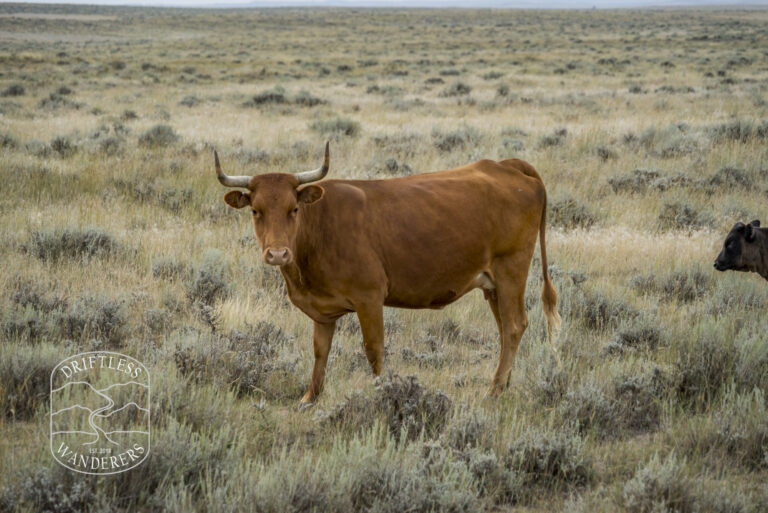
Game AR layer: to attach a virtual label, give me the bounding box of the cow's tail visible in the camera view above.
[539,193,562,364]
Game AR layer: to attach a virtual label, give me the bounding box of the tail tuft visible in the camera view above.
[541,278,562,341]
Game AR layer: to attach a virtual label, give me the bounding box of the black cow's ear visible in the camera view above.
[745,223,756,243]
[750,219,760,227]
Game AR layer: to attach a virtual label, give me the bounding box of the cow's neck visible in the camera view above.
[279,222,324,297]
[755,229,768,281]
[280,261,306,291]
[759,234,768,281]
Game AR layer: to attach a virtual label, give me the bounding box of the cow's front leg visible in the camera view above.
[356,304,385,376]
[300,320,336,408]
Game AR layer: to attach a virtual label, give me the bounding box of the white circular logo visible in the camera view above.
[50,351,150,475]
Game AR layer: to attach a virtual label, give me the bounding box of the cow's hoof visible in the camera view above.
[298,401,315,412]
[485,385,504,399]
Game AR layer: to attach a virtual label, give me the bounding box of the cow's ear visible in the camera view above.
[733,222,746,233]
[298,185,324,204]
[750,219,760,228]
[745,223,757,243]
[223,190,251,209]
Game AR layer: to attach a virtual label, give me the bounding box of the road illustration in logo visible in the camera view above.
[50,351,150,475]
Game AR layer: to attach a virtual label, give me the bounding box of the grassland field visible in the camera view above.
[1,3,768,512]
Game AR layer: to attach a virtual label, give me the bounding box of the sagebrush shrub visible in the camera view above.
[629,269,709,302]
[506,426,593,491]
[657,201,712,231]
[50,135,77,157]
[444,408,497,451]
[138,124,179,148]
[576,290,636,330]
[315,373,452,441]
[310,117,360,138]
[708,165,752,190]
[23,227,119,263]
[243,87,287,107]
[675,334,736,408]
[294,89,325,107]
[0,343,61,420]
[152,256,190,280]
[604,317,662,354]
[0,131,18,149]
[0,83,25,97]
[623,454,697,513]
[440,81,472,97]
[558,380,614,437]
[708,389,768,470]
[0,466,96,513]
[186,249,229,306]
[173,322,298,398]
[53,293,128,346]
[548,196,597,229]
[538,128,567,148]
[707,118,768,143]
[431,125,481,153]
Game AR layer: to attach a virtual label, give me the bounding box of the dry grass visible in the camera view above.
[1,3,768,511]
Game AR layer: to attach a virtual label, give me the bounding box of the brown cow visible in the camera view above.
[215,142,561,406]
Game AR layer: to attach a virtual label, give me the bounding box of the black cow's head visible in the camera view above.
[714,220,761,273]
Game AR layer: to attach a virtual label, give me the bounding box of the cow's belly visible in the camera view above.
[384,270,494,309]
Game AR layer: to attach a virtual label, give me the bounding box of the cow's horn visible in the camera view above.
[214,150,251,188]
[295,141,330,185]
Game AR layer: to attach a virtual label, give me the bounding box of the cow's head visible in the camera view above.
[714,220,761,273]
[216,142,329,266]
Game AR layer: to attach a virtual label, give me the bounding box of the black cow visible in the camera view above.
[714,220,768,281]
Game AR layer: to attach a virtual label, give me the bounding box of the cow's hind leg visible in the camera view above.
[488,254,531,396]
[300,320,336,408]
[357,303,385,376]
[482,280,504,368]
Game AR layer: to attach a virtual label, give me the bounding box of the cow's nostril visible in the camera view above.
[264,248,291,265]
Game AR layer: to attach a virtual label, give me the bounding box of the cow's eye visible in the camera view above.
[293,207,299,214]
[252,210,260,218]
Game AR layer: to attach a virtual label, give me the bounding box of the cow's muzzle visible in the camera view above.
[264,247,292,266]
[713,260,729,272]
